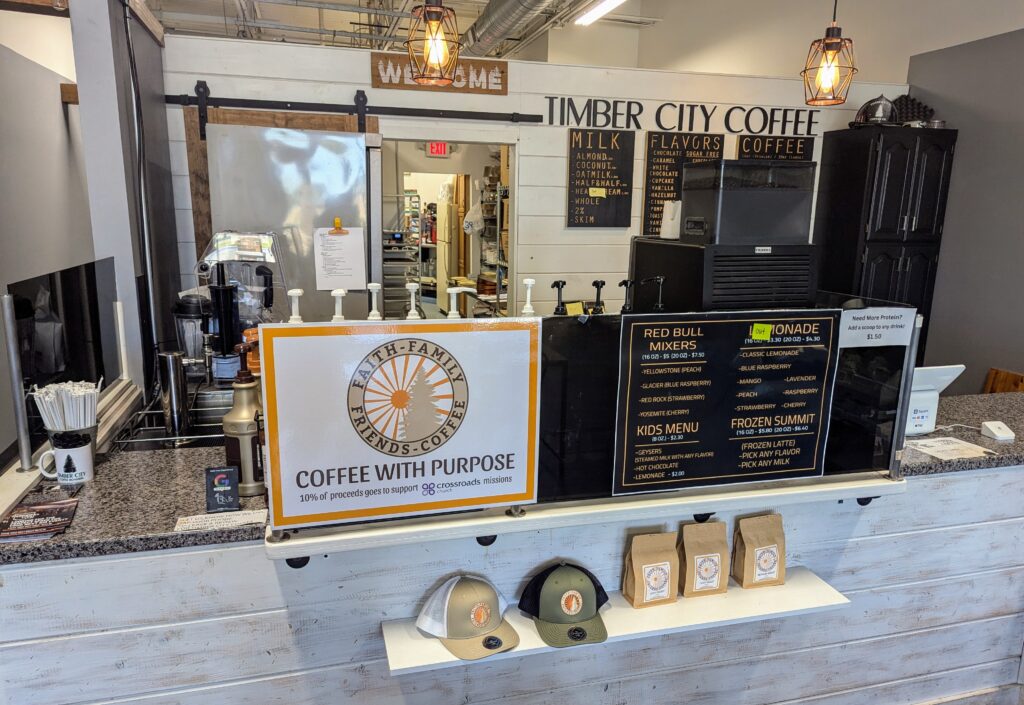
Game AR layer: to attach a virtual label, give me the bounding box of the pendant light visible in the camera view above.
[406,0,461,87]
[801,0,857,106]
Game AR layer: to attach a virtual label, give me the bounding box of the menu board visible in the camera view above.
[567,128,635,228]
[613,310,840,495]
[641,131,724,235]
[735,135,814,161]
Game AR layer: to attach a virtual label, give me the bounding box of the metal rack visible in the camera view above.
[380,192,422,319]
[476,184,508,317]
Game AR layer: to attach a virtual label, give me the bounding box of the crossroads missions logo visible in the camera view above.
[347,338,469,457]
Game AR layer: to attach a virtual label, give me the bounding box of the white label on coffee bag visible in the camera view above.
[754,544,780,582]
[642,561,671,601]
[693,553,722,591]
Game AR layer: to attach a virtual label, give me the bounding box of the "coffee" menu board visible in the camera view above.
[567,128,635,228]
[613,310,840,495]
[641,131,724,235]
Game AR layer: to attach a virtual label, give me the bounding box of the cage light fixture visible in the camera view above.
[405,0,461,87]
[801,0,858,106]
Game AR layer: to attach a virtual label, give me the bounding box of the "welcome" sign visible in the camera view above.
[370,52,509,96]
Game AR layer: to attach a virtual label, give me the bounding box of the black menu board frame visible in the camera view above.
[613,309,840,495]
[566,128,635,228]
[641,131,724,235]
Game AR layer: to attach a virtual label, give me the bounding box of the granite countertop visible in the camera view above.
[2,394,1022,566]
[0,446,266,565]
[900,392,1024,476]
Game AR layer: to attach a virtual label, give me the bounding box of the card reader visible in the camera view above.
[906,365,966,436]
[981,421,1016,442]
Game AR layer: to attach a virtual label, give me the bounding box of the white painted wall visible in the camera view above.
[635,0,1024,83]
[0,10,75,80]
[2,467,1023,704]
[547,22,640,69]
[403,172,454,205]
[163,36,905,316]
[0,25,91,453]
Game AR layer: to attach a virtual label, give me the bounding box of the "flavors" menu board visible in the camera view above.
[567,128,635,228]
[613,310,840,495]
[641,131,724,235]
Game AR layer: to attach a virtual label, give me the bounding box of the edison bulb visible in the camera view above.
[423,20,449,69]
[816,50,840,93]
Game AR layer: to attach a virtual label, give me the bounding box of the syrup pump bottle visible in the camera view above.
[224,342,264,497]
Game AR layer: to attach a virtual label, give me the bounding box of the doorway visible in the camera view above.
[382,140,513,318]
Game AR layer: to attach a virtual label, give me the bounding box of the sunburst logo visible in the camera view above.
[347,338,469,457]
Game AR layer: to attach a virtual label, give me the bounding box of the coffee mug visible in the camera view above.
[40,435,94,488]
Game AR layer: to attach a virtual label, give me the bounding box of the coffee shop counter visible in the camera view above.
[3,395,1024,705]
[1,393,1023,567]
[0,446,266,565]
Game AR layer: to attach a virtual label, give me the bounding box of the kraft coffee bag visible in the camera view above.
[732,513,786,588]
[622,532,679,608]
[679,521,730,597]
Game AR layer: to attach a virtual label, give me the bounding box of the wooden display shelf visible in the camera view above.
[382,566,848,675]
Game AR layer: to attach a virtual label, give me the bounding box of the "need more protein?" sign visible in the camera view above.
[260,319,539,529]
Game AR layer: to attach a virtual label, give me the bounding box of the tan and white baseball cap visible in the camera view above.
[416,575,520,660]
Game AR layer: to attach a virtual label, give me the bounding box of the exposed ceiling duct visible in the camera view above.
[461,0,563,57]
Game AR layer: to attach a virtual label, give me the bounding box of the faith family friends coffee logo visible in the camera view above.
[347,338,469,458]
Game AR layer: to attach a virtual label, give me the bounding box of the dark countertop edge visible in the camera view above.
[0,527,266,566]
[900,451,1024,477]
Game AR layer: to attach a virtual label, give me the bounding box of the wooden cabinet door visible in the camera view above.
[866,133,917,241]
[859,243,902,302]
[907,135,954,243]
[897,245,940,317]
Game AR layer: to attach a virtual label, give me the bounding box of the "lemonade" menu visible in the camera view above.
[613,310,840,495]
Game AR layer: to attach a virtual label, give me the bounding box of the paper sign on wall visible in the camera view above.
[313,226,367,291]
[260,319,540,529]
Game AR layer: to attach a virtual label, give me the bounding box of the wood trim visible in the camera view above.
[182,107,380,258]
[0,0,69,17]
[127,0,164,47]
[207,107,378,133]
[59,83,78,105]
[183,108,212,258]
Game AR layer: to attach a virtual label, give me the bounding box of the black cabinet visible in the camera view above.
[866,132,917,241]
[860,243,901,301]
[813,126,956,362]
[907,139,954,242]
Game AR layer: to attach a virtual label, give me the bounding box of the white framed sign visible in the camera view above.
[260,319,540,529]
[838,307,916,349]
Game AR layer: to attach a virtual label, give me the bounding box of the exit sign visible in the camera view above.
[426,141,449,158]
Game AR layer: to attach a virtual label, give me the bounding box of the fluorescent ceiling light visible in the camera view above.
[574,0,629,26]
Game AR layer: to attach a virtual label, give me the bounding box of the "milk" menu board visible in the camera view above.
[613,310,840,495]
[566,128,635,228]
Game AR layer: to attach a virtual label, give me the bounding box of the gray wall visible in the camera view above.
[909,30,1024,394]
[0,45,96,451]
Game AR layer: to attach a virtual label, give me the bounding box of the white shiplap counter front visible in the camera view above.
[2,465,1023,705]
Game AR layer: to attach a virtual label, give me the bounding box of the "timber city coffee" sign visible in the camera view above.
[544,96,822,136]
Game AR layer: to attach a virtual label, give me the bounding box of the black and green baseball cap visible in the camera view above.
[518,562,609,647]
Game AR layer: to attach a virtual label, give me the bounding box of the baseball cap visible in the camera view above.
[416,575,519,660]
[518,562,609,647]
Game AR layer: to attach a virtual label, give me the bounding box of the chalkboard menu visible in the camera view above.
[613,310,840,495]
[735,135,814,161]
[641,131,724,235]
[567,128,635,228]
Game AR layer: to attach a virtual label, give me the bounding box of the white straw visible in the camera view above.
[32,381,100,432]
